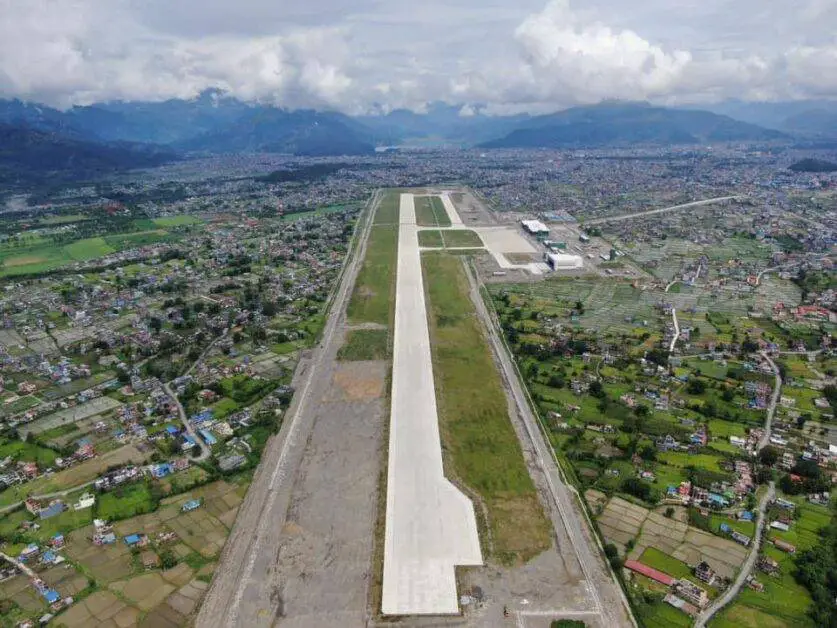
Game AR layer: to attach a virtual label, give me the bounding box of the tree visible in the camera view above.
[823,385,837,409]
[758,446,779,467]
[589,380,604,398]
[687,379,707,395]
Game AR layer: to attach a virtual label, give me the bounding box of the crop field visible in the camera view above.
[423,252,551,563]
[347,225,398,326]
[0,227,186,277]
[337,328,389,361]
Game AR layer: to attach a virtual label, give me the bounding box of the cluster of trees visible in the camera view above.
[795,517,837,627]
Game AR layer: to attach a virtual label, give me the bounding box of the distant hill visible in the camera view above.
[789,158,837,173]
[480,102,788,149]
[356,102,531,145]
[703,100,837,138]
[179,107,375,156]
[0,123,176,189]
[0,91,380,168]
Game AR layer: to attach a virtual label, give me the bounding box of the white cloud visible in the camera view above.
[513,0,692,103]
[0,0,836,112]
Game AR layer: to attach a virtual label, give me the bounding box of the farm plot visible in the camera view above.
[18,396,122,437]
[597,496,747,579]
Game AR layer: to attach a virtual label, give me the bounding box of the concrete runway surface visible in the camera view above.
[381,193,483,615]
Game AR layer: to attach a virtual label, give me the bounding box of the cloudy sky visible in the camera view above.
[1,0,836,112]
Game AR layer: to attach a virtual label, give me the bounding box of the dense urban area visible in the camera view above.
[0,140,834,628]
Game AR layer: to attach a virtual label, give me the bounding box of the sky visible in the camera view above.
[1,0,836,112]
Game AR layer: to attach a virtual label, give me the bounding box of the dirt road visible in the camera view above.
[196,190,382,627]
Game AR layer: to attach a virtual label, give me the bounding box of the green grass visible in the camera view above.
[417,230,444,248]
[636,599,692,628]
[442,230,483,248]
[429,196,451,227]
[374,191,401,225]
[347,225,398,326]
[95,482,155,521]
[423,252,551,563]
[0,440,59,468]
[39,214,87,225]
[414,196,452,227]
[415,196,438,226]
[639,546,692,579]
[152,215,203,227]
[210,397,239,419]
[657,451,724,473]
[64,237,115,260]
[280,204,357,223]
[711,602,807,628]
[104,230,171,249]
[337,329,389,361]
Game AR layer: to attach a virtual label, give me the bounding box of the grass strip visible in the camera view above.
[422,252,551,564]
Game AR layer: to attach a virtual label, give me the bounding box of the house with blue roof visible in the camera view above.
[199,429,217,446]
[43,589,60,604]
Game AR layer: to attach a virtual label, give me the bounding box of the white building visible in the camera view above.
[73,493,95,511]
[545,252,583,271]
[521,219,549,235]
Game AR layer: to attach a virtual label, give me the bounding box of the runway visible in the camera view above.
[381,192,483,615]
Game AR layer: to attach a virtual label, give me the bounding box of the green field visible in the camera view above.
[337,329,389,361]
[414,196,451,227]
[104,230,170,249]
[0,440,59,468]
[347,225,398,326]
[0,228,180,277]
[636,598,692,628]
[423,252,551,563]
[638,547,693,579]
[65,237,115,260]
[442,230,483,248]
[374,191,401,225]
[152,215,203,227]
[96,482,155,521]
[417,230,444,248]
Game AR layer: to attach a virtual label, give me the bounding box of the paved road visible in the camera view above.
[465,261,635,628]
[196,190,381,627]
[695,482,775,627]
[163,382,210,462]
[757,351,782,452]
[669,308,679,354]
[584,196,743,226]
[696,352,782,625]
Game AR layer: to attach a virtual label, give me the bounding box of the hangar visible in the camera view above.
[545,252,583,270]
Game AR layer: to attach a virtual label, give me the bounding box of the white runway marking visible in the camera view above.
[381,193,483,616]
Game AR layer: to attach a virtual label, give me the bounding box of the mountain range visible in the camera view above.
[480,102,788,149]
[1,91,834,189]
